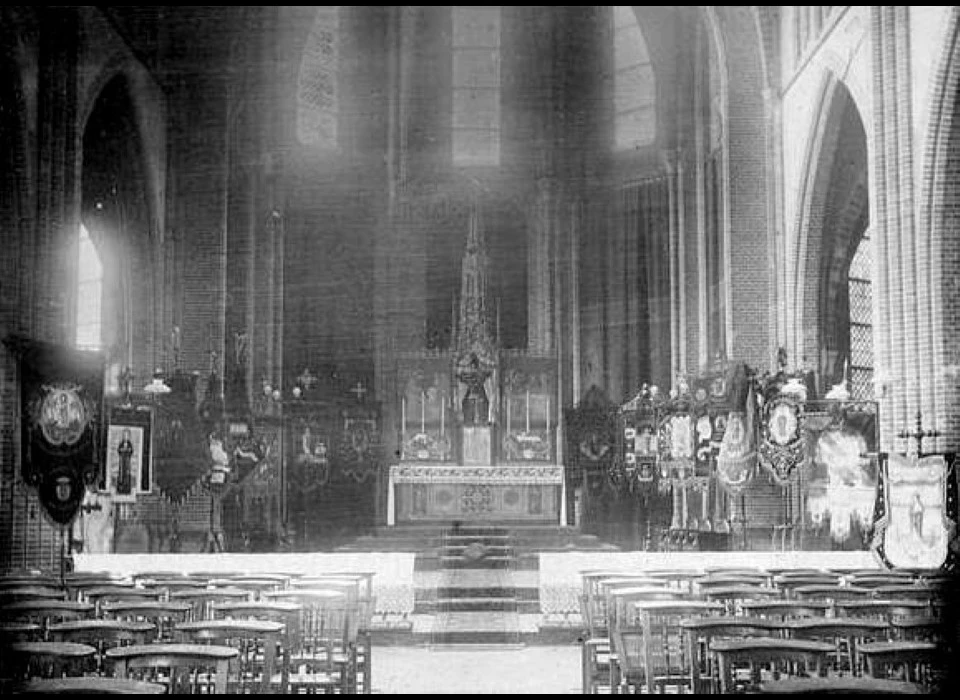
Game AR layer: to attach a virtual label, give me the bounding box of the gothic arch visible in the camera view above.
[80,55,166,242]
[80,74,158,374]
[793,73,869,395]
[918,7,960,450]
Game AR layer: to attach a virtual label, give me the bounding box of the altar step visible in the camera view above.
[341,525,617,553]
[425,525,525,646]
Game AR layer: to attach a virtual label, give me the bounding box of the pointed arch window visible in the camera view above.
[452,6,501,166]
[76,223,103,351]
[847,232,873,399]
[297,6,340,149]
[613,6,656,150]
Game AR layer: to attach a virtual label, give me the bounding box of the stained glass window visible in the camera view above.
[452,7,501,166]
[297,7,340,149]
[76,224,103,350]
[613,6,656,150]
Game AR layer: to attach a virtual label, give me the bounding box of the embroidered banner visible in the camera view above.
[759,394,805,484]
[871,452,954,570]
[716,386,757,495]
[9,336,105,526]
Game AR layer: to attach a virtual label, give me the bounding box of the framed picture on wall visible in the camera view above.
[104,407,153,502]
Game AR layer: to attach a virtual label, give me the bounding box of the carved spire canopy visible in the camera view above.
[455,198,497,381]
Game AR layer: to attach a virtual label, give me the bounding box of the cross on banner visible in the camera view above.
[898,411,940,458]
[350,382,367,401]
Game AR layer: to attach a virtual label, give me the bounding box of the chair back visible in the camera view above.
[175,619,284,694]
[106,643,240,694]
[47,619,156,675]
[100,601,193,642]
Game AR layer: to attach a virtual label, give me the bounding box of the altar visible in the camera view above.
[387,201,567,527]
[387,464,566,526]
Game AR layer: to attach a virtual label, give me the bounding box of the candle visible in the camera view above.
[546,395,551,434]
[401,397,406,435]
[507,397,511,433]
[525,390,530,433]
[421,391,426,433]
[440,394,445,436]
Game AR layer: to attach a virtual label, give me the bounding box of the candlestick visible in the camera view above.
[421,391,426,433]
[402,397,406,436]
[525,390,530,433]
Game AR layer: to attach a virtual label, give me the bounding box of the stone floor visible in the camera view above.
[370,643,583,694]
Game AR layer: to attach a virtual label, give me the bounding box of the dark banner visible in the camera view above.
[7,336,105,525]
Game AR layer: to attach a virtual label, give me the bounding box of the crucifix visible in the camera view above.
[898,411,940,458]
[350,381,367,402]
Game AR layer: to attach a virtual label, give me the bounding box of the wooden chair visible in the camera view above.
[643,570,704,595]
[773,574,842,597]
[680,615,787,693]
[618,600,724,693]
[785,617,890,676]
[834,599,932,624]
[792,584,872,601]
[99,601,193,642]
[169,587,253,620]
[105,643,240,694]
[47,619,156,676]
[740,600,831,621]
[0,600,96,635]
[709,637,834,694]
[857,640,945,692]
[3,641,98,682]
[701,585,781,615]
[210,600,303,694]
[756,675,925,694]
[603,586,686,693]
[888,615,944,643]
[0,621,43,642]
[175,619,284,694]
[206,577,288,597]
[264,589,352,694]
[287,573,374,693]
[78,586,165,613]
[8,676,167,694]
[845,575,916,591]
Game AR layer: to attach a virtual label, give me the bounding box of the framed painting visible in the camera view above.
[105,407,153,502]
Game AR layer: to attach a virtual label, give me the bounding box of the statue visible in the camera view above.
[460,353,490,425]
[117,428,134,495]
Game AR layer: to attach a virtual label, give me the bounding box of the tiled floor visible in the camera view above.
[371,643,583,694]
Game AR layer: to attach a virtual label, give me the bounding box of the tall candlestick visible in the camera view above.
[421,391,426,433]
[525,390,530,433]
[401,397,406,435]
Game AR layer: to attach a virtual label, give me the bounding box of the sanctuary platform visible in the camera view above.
[74,527,881,644]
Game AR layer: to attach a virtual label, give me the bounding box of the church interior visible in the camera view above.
[1,5,959,694]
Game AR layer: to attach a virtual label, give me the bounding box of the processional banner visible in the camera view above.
[871,452,958,571]
[8,336,105,526]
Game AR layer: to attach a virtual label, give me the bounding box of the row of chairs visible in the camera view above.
[579,565,953,694]
[0,567,378,694]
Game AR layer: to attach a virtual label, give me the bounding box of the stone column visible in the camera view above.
[34,7,80,344]
[527,177,556,357]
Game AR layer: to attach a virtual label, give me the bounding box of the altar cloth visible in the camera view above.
[387,464,566,525]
